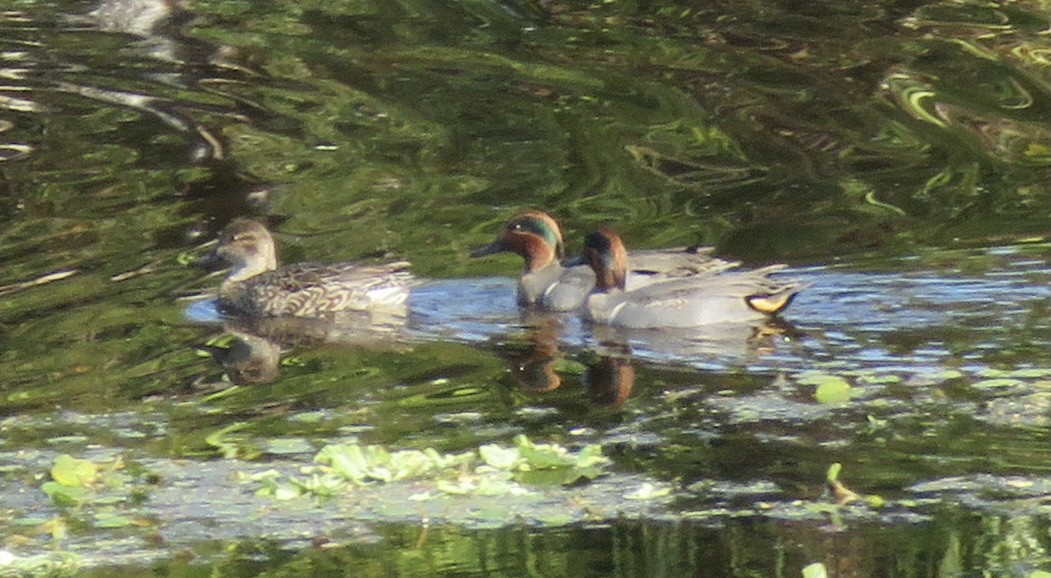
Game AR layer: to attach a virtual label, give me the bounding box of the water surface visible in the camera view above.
[0,0,1048,575]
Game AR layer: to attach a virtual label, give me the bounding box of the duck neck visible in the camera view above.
[225,242,278,283]
[588,247,626,293]
[520,235,559,273]
[219,276,248,304]
[227,260,270,283]
[593,266,625,293]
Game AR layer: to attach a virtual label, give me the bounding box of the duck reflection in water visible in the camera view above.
[202,313,413,386]
[584,353,636,411]
[505,313,565,393]
[498,310,801,410]
[200,328,282,385]
[587,316,801,364]
[499,312,636,410]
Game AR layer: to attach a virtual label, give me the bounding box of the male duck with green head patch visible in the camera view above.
[471,210,736,311]
[578,228,805,328]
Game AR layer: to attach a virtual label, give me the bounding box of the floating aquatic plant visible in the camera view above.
[36,454,149,537]
[249,435,612,500]
[826,463,885,508]
[41,454,133,509]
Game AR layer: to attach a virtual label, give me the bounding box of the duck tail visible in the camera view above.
[745,281,808,315]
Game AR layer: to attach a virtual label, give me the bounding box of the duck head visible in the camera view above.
[211,219,278,282]
[470,210,565,272]
[582,228,628,292]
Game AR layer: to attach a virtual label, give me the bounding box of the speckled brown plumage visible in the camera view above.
[211,219,414,319]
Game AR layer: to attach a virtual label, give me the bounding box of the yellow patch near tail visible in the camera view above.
[746,292,797,315]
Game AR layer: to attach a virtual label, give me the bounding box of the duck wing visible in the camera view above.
[628,247,739,280]
[608,268,806,327]
[246,261,414,317]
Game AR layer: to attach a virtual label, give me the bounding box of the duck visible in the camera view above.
[209,219,414,319]
[470,210,736,311]
[579,227,805,328]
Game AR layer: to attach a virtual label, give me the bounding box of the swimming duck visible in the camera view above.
[470,210,736,311]
[210,219,414,319]
[580,228,805,328]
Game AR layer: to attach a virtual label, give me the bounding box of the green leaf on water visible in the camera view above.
[864,415,889,432]
[532,511,575,526]
[256,437,611,499]
[473,476,525,497]
[40,481,90,506]
[857,373,902,385]
[50,455,98,488]
[264,437,315,456]
[798,373,852,404]
[316,444,375,483]
[273,483,306,500]
[315,443,474,485]
[624,482,672,500]
[1024,142,1050,160]
[287,411,326,423]
[574,444,609,468]
[12,516,52,526]
[513,467,574,486]
[864,494,886,508]
[972,378,1024,389]
[205,422,257,459]
[93,513,135,528]
[929,369,965,380]
[479,443,520,469]
[553,358,587,375]
[512,435,610,472]
[802,562,828,578]
[827,463,842,483]
[978,368,1051,379]
[436,479,472,495]
[515,435,575,469]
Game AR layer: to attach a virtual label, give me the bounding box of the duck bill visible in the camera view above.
[469,240,507,258]
[196,249,225,271]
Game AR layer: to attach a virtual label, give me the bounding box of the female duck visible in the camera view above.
[211,219,414,319]
[580,228,804,328]
[470,210,735,311]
